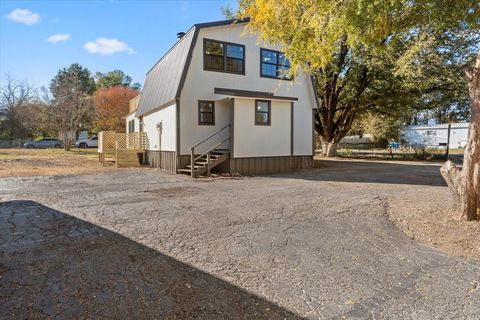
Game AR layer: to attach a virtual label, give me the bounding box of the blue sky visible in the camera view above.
[0,0,236,89]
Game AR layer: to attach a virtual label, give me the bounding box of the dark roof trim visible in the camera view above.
[214,87,299,101]
[138,18,252,117]
[146,27,195,75]
[175,28,200,99]
[194,17,250,29]
[174,18,249,100]
[140,98,177,117]
[146,18,249,76]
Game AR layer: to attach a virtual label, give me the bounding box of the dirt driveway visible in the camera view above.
[1,160,479,319]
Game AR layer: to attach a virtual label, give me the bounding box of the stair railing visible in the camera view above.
[190,124,230,177]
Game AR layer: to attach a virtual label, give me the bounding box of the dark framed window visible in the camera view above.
[198,100,215,125]
[128,119,135,133]
[255,100,271,126]
[204,39,245,74]
[260,48,292,80]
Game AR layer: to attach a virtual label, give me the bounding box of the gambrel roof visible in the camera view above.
[136,18,249,117]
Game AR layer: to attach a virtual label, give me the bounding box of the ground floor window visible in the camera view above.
[198,100,215,125]
[255,100,271,125]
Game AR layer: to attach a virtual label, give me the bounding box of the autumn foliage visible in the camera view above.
[94,86,138,132]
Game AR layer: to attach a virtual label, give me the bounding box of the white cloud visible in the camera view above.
[83,38,135,55]
[6,8,40,25]
[46,34,70,43]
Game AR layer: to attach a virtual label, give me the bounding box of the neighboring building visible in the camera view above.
[339,134,375,149]
[127,18,317,175]
[402,122,470,148]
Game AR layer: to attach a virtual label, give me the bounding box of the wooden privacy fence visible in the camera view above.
[98,131,148,168]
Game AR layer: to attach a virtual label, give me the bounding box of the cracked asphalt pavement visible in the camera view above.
[1,159,479,319]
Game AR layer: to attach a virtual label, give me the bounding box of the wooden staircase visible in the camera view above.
[116,150,141,168]
[179,124,231,177]
[98,131,147,168]
[178,149,229,176]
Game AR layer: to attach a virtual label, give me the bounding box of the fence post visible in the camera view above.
[445,123,451,161]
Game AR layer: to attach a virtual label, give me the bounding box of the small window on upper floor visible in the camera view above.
[260,48,292,80]
[204,39,245,75]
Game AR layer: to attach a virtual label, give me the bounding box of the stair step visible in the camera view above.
[181,148,230,177]
[187,165,205,169]
[199,155,220,159]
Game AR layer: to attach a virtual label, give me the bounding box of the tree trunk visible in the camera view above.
[60,131,73,151]
[319,137,338,157]
[440,52,480,221]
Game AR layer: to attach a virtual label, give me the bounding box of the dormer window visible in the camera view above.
[204,39,245,75]
[260,49,292,80]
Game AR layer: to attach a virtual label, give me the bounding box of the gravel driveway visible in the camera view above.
[1,159,479,319]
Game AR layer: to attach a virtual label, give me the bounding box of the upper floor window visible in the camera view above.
[260,48,292,80]
[204,39,245,74]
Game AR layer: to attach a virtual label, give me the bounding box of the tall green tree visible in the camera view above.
[240,0,477,157]
[95,70,140,90]
[50,63,96,150]
[239,0,480,220]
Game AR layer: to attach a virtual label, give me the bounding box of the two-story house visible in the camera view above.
[126,18,317,176]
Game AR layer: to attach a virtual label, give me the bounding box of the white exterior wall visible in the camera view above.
[141,103,177,151]
[402,123,469,148]
[125,112,140,133]
[179,24,316,156]
[234,98,290,157]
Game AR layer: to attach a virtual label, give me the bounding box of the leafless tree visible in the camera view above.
[0,75,35,139]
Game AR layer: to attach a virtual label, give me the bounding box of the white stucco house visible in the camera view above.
[126,18,317,175]
[402,122,470,149]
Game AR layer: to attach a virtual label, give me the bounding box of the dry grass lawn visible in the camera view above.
[0,148,114,178]
[388,190,480,261]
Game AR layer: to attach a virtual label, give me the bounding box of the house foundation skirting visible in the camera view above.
[145,150,178,173]
[177,155,191,171]
[149,153,313,176]
[216,155,313,176]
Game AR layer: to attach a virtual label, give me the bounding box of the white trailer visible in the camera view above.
[402,122,469,148]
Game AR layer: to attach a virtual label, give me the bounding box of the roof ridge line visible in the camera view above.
[146,26,196,75]
[145,18,250,76]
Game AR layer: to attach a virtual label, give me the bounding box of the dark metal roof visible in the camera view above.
[136,18,250,117]
[214,87,298,101]
[136,28,195,117]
